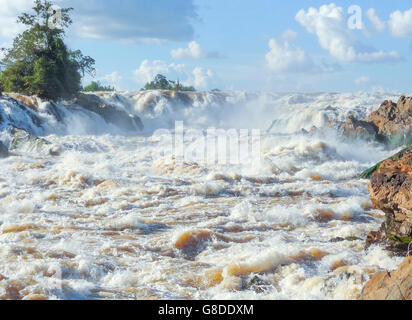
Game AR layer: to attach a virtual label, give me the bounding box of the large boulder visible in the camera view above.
[365,145,412,253]
[361,257,412,300]
[344,96,412,146]
[367,97,412,137]
[72,93,143,131]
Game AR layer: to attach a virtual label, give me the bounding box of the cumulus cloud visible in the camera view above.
[191,67,214,89]
[171,41,223,59]
[366,9,386,33]
[388,9,412,38]
[265,38,316,73]
[295,4,401,63]
[133,60,215,90]
[99,71,123,89]
[265,34,339,74]
[133,60,186,84]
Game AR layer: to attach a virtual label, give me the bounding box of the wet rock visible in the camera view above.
[367,97,412,139]
[343,116,380,141]
[361,257,412,300]
[344,96,412,146]
[72,93,144,131]
[365,145,412,254]
[0,141,8,158]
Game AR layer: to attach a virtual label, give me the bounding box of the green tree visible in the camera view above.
[0,0,95,100]
[142,74,196,92]
[83,81,115,92]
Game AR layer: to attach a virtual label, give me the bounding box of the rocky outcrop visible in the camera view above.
[344,96,412,146]
[365,145,412,254]
[343,116,380,141]
[361,257,412,300]
[367,97,412,139]
[71,93,144,131]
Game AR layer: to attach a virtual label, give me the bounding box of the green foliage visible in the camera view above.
[142,74,196,92]
[83,81,115,92]
[0,0,95,100]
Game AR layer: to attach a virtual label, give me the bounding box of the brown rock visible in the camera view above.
[366,145,412,253]
[361,257,412,300]
[343,115,379,140]
[367,96,412,138]
[344,96,412,145]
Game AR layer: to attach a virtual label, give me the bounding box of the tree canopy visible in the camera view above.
[142,74,196,92]
[0,0,95,100]
[83,81,115,92]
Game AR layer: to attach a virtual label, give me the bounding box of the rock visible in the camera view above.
[365,145,412,254]
[344,96,412,146]
[343,116,380,141]
[367,97,412,138]
[72,93,144,131]
[3,93,40,111]
[361,257,412,300]
[0,141,8,158]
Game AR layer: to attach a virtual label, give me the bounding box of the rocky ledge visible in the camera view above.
[361,144,412,300]
[364,145,412,253]
[343,96,412,146]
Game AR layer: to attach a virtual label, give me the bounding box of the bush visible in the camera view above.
[83,81,115,92]
[142,74,196,92]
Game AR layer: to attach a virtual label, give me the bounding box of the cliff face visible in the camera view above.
[365,145,412,253]
[362,145,412,300]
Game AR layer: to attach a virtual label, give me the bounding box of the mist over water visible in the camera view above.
[0,90,407,300]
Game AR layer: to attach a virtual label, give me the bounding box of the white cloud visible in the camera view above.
[295,4,401,63]
[366,9,386,33]
[191,67,214,89]
[0,0,33,38]
[281,29,298,41]
[99,71,123,89]
[133,60,186,84]
[388,9,412,38]
[265,38,315,73]
[133,60,215,90]
[354,76,371,85]
[171,41,223,59]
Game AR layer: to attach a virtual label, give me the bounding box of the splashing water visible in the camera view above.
[0,91,407,300]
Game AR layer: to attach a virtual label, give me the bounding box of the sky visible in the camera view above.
[1,0,412,92]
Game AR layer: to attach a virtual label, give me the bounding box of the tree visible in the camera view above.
[142,74,196,92]
[83,81,115,92]
[0,0,95,100]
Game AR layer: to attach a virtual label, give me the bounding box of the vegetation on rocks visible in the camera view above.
[83,81,115,92]
[142,74,196,92]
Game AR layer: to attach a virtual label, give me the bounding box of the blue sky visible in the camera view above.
[1,0,412,92]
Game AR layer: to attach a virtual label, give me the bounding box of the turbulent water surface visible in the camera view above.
[0,91,407,300]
